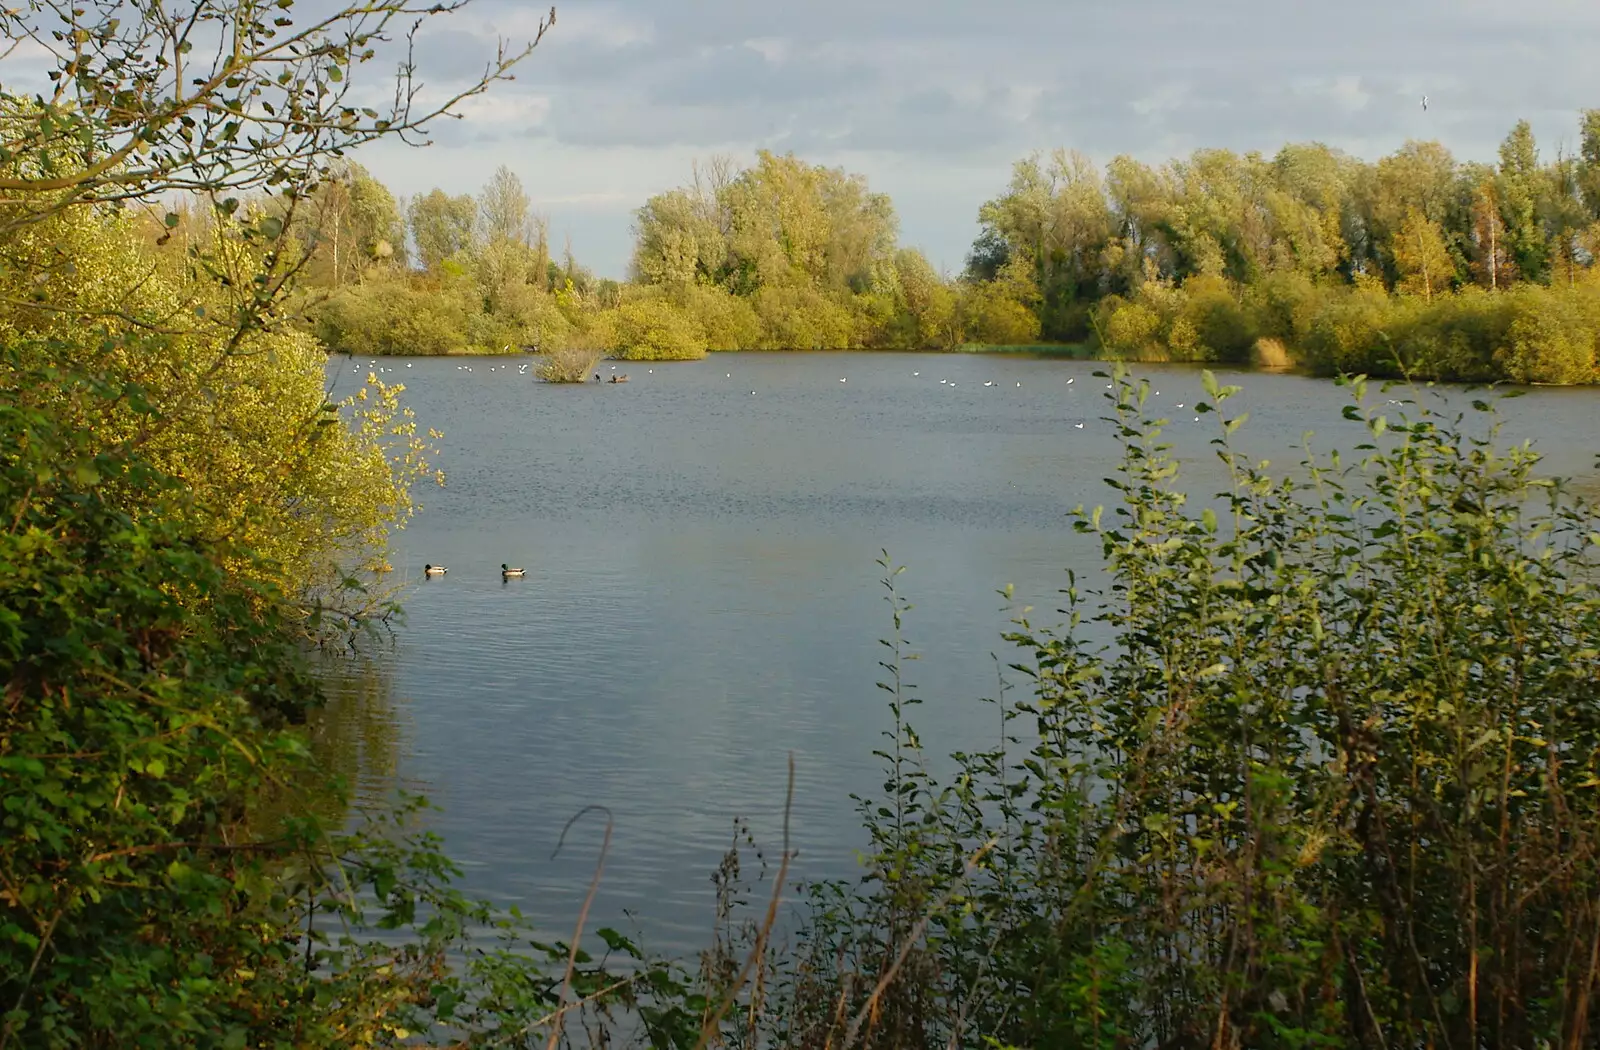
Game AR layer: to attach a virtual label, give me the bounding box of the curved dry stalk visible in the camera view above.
[694,752,795,1050]
[544,803,613,1050]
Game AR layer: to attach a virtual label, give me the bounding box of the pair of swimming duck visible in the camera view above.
[423,564,525,578]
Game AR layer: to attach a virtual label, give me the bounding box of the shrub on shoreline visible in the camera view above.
[704,369,1600,1048]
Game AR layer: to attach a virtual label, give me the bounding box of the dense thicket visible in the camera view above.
[0,2,701,1046]
[297,153,985,364]
[687,374,1600,1048]
[2,363,703,1049]
[311,114,1600,381]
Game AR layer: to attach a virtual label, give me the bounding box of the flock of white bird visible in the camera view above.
[346,359,1218,423]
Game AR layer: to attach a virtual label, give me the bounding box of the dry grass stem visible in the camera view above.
[544,804,613,1050]
[693,753,795,1050]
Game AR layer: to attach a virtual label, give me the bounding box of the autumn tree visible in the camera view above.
[479,164,534,246]
[1393,207,1455,300]
[409,188,478,271]
[1360,140,1461,285]
[889,248,957,348]
[972,149,1113,337]
[1266,142,1351,277]
[1545,148,1591,287]
[632,187,727,287]
[1469,176,1514,289]
[1579,109,1600,221]
[1103,155,1176,293]
[285,161,406,286]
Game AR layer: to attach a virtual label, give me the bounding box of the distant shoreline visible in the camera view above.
[334,342,1099,359]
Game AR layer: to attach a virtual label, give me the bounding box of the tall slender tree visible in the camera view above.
[1393,207,1455,300]
[1578,109,1600,221]
[408,189,478,272]
[1498,120,1549,282]
[479,165,533,246]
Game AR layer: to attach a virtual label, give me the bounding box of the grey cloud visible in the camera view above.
[650,44,879,108]
[358,0,1600,275]
[539,87,789,148]
[821,87,1025,157]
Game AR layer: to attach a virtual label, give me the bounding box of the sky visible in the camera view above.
[8,0,1600,277]
[345,0,1600,277]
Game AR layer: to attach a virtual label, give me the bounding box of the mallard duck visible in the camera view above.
[501,563,526,578]
[424,564,448,576]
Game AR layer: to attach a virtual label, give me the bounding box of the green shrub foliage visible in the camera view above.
[0,372,703,1049]
[725,369,1600,1049]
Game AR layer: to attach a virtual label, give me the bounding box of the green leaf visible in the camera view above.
[597,927,641,957]
[1201,369,1219,398]
[1201,508,1217,533]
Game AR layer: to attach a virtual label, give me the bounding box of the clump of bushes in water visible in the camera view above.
[695,367,1600,1049]
[537,329,607,383]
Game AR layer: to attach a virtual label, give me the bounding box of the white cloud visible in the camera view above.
[1327,76,1372,113]
[450,91,553,129]
[741,38,789,64]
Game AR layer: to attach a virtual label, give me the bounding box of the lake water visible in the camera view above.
[319,351,1600,957]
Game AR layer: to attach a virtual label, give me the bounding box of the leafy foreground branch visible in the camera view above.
[702,370,1600,1049]
[0,1,724,1046]
[0,390,715,1050]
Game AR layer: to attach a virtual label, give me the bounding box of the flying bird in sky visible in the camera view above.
[1421,95,1429,112]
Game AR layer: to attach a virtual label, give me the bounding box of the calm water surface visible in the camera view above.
[319,351,1600,955]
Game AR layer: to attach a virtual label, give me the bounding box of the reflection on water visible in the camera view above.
[318,351,1600,957]
[252,653,423,839]
[307,653,420,811]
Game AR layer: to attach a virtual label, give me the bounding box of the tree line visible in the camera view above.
[974,116,1600,382]
[291,114,1600,382]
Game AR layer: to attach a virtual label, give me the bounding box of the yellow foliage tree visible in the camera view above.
[1393,206,1456,301]
[0,201,438,609]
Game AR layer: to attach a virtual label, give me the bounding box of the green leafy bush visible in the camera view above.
[0,375,701,1049]
[1179,273,1258,361]
[608,296,710,360]
[750,284,860,349]
[733,369,1600,1049]
[960,284,1041,346]
[675,283,763,351]
[1494,283,1600,383]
